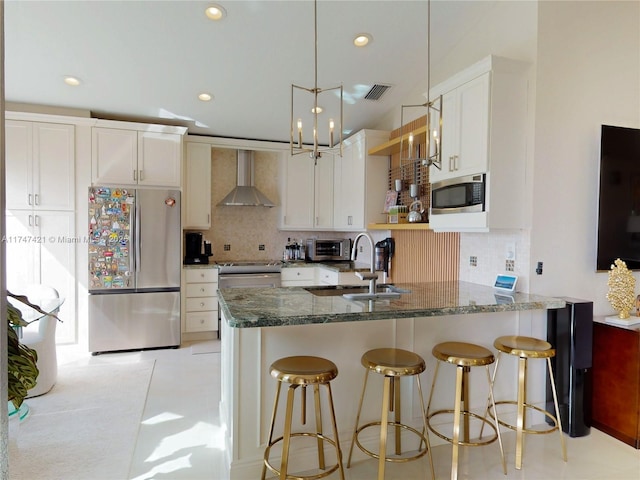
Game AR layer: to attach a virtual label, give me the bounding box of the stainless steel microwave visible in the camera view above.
[431,173,486,215]
[305,238,351,262]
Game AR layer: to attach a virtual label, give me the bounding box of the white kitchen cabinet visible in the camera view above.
[281,267,316,286]
[280,153,334,230]
[428,55,529,232]
[184,268,219,333]
[430,73,490,183]
[4,210,76,343]
[92,126,183,187]
[5,120,75,211]
[334,129,389,230]
[184,142,212,229]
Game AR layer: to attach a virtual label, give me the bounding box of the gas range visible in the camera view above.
[216,260,282,275]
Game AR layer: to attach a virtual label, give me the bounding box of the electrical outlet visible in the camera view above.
[258,244,265,251]
[505,242,516,261]
[359,245,363,253]
[505,259,515,272]
[224,244,231,251]
[536,261,543,275]
[470,256,478,267]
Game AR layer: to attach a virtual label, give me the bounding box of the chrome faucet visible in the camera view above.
[351,232,378,294]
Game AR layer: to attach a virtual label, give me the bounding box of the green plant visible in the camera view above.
[6,291,49,409]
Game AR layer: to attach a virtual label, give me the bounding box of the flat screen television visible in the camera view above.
[596,124,640,271]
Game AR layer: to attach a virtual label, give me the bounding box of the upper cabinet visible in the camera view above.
[5,120,75,211]
[334,129,389,231]
[280,153,334,230]
[184,142,212,229]
[431,74,490,183]
[91,122,186,187]
[428,55,530,232]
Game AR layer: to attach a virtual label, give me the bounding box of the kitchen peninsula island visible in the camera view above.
[218,281,565,479]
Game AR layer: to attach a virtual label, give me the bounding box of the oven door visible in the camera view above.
[431,173,485,215]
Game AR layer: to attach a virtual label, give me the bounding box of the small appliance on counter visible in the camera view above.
[184,232,212,265]
[305,238,351,262]
[375,237,395,276]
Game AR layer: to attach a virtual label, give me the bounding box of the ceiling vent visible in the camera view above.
[364,84,392,101]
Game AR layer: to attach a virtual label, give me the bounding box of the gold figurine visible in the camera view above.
[606,258,636,319]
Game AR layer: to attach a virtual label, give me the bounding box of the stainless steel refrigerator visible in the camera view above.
[88,187,181,354]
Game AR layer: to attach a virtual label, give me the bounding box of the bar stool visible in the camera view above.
[486,335,567,470]
[427,342,506,480]
[347,348,435,480]
[262,356,345,480]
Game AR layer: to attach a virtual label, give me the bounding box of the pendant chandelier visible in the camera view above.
[290,0,343,161]
[399,0,442,170]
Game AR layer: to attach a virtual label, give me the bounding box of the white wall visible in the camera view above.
[531,1,640,314]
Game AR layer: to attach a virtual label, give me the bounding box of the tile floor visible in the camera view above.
[57,341,639,480]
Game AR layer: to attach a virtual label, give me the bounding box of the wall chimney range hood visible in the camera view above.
[217,150,276,207]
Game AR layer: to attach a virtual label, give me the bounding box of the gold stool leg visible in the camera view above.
[451,365,464,480]
[486,365,507,475]
[462,366,470,444]
[325,382,346,480]
[378,375,392,480]
[426,361,440,419]
[416,374,436,480]
[515,357,527,470]
[313,384,326,470]
[280,384,298,480]
[262,381,283,480]
[479,353,501,440]
[546,357,568,462]
[347,368,370,468]
[394,377,402,456]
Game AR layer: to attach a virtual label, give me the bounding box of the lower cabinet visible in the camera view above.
[591,321,640,448]
[184,268,219,333]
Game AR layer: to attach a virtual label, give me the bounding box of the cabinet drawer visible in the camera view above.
[317,268,339,285]
[185,268,218,283]
[282,267,315,282]
[186,311,217,332]
[186,283,218,297]
[186,297,218,312]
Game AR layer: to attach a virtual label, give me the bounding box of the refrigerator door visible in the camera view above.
[88,187,135,292]
[89,291,180,353]
[134,189,181,291]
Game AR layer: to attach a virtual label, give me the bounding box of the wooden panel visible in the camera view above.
[390,230,459,283]
[591,322,640,448]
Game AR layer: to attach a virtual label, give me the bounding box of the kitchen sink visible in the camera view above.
[304,284,410,300]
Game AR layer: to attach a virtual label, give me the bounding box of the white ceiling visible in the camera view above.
[4,0,497,143]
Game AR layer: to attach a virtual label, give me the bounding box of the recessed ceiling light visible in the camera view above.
[354,33,372,47]
[198,93,213,102]
[64,76,81,86]
[205,4,226,21]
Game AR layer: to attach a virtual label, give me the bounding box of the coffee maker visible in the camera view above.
[184,232,211,265]
[375,237,395,277]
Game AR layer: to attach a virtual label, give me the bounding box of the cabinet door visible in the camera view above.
[5,121,33,210]
[4,210,39,291]
[184,143,212,229]
[456,73,490,177]
[314,157,334,229]
[334,137,365,229]
[92,127,138,185]
[33,123,75,210]
[431,73,490,182]
[281,154,315,229]
[5,210,76,343]
[37,211,76,343]
[138,132,182,187]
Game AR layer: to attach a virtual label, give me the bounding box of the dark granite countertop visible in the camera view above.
[218,281,566,328]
